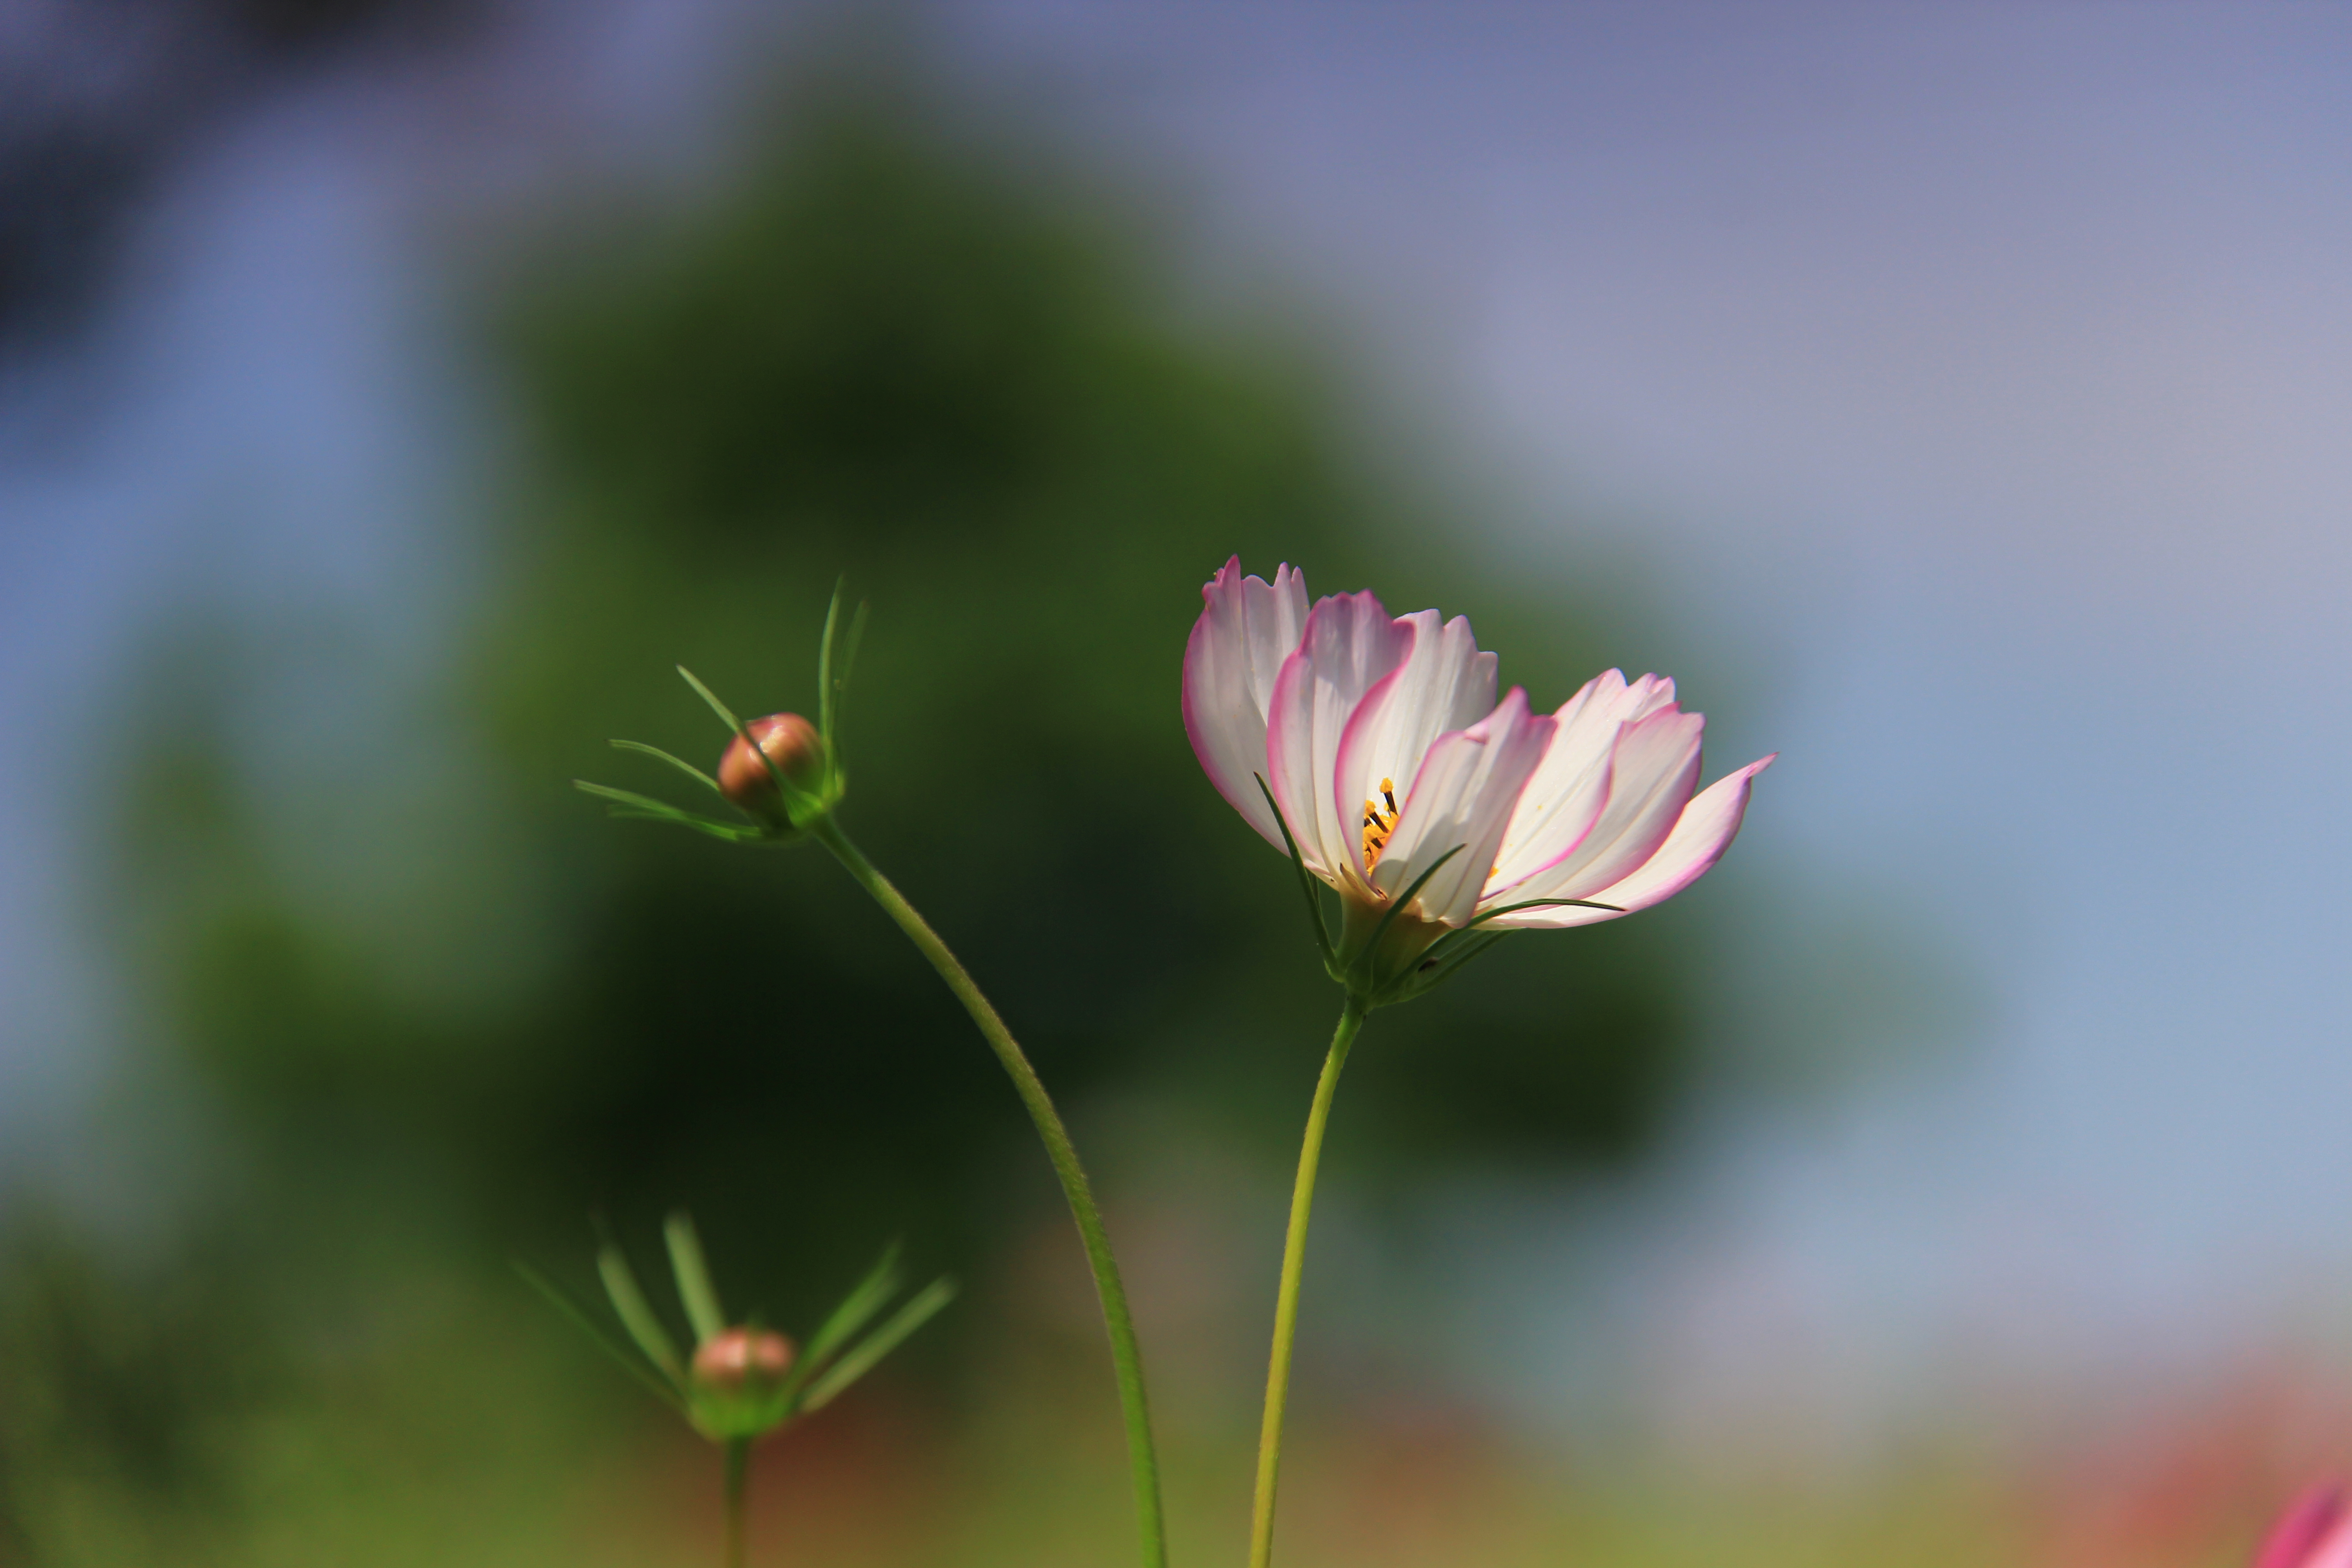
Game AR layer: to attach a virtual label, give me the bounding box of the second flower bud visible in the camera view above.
[689,1324,799,1439]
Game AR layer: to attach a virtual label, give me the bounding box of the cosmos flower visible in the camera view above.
[1183,557,1772,992]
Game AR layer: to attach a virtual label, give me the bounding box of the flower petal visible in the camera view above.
[1329,608,1496,882]
[1267,591,1416,886]
[2258,1487,2352,1568]
[1487,669,1680,892]
[1371,687,1556,927]
[1623,672,1679,720]
[1486,753,1774,928]
[1182,557,1310,849]
[2311,1517,2352,1568]
[1491,702,1705,907]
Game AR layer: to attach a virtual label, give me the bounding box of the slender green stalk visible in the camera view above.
[810,817,1167,1568]
[1248,999,1367,1568]
[722,1438,749,1568]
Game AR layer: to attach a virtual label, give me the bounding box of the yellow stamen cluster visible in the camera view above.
[1361,777,1400,870]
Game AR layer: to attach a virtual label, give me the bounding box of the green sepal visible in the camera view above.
[1252,774,1338,972]
[1395,929,1513,1001]
[1347,844,1464,1004]
[799,1276,958,1413]
[663,1210,727,1346]
[595,1229,686,1382]
[514,1260,689,1413]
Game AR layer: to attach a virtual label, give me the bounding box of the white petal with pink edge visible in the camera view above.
[1267,591,1415,887]
[1494,704,1705,907]
[1328,608,1496,882]
[1487,670,1679,893]
[1485,754,1775,929]
[1370,687,1556,926]
[1181,557,1309,850]
[1332,610,1497,810]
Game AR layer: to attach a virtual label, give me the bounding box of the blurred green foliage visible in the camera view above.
[469,100,1707,1250]
[0,81,1764,1556]
[136,94,1710,1257]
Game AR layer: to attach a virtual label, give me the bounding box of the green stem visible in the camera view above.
[811,817,1167,1568]
[722,1438,749,1568]
[1248,999,1367,1568]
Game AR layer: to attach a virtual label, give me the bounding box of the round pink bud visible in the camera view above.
[691,1326,797,1395]
[717,712,824,821]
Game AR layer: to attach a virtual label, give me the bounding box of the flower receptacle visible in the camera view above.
[1334,894,1450,1003]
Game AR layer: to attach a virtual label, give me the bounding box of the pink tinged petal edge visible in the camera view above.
[1485,753,1775,929]
[1182,557,1309,850]
[1341,609,1499,806]
[1501,705,1705,906]
[1371,687,1556,926]
[1329,608,1498,892]
[2261,1488,2352,1568]
[1627,673,1678,720]
[1489,669,1666,891]
[1267,591,1414,889]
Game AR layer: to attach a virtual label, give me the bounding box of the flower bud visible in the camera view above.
[692,1325,796,1390]
[2257,1485,2352,1568]
[688,1325,798,1437]
[717,712,825,821]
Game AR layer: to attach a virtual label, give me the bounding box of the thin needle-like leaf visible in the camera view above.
[817,580,844,745]
[596,1236,686,1382]
[1254,774,1335,966]
[609,738,724,796]
[663,1211,726,1345]
[1409,931,1513,998]
[676,666,745,735]
[788,1245,902,1388]
[572,782,764,842]
[514,1261,688,1412]
[1464,896,1626,928]
[799,1277,958,1413]
[832,600,870,755]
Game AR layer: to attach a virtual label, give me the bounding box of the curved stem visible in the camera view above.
[810,818,1167,1568]
[1248,999,1367,1568]
[722,1438,749,1568]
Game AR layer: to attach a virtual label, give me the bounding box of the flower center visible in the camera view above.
[1361,777,1400,870]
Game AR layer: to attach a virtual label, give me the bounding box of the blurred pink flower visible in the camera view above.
[2258,1487,2352,1568]
[1183,556,1773,937]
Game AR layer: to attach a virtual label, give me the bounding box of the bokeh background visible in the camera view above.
[3,3,2349,1564]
